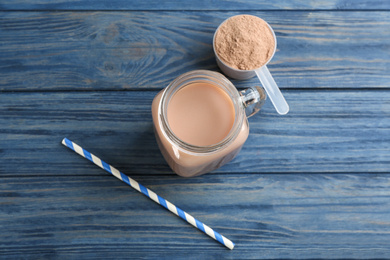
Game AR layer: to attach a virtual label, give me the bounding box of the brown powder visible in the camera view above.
[214,15,275,70]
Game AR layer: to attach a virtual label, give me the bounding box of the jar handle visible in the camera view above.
[239,86,267,118]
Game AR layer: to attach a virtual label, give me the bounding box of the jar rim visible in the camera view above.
[159,70,244,153]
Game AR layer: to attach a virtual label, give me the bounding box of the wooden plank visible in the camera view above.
[1,90,389,176]
[1,174,390,258]
[1,0,390,11]
[0,11,389,91]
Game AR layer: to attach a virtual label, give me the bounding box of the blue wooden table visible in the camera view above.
[1,1,390,258]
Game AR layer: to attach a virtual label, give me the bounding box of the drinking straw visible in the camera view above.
[62,138,235,250]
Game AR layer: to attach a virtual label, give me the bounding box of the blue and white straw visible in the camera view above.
[62,138,235,250]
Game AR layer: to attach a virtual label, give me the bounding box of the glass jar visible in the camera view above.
[152,70,266,177]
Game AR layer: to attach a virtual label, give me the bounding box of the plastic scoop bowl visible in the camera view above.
[213,15,289,115]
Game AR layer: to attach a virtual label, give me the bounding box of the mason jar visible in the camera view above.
[152,70,266,177]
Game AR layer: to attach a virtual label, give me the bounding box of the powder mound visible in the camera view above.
[214,15,275,71]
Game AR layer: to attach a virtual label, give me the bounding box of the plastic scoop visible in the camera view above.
[213,14,289,115]
[255,66,289,115]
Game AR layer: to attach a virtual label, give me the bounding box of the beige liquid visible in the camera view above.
[167,82,235,146]
[152,82,249,177]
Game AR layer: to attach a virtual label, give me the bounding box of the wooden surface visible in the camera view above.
[1,1,390,259]
[1,11,390,91]
[1,0,390,10]
[2,174,390,258]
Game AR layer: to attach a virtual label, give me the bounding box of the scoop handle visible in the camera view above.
[255,66,289,115]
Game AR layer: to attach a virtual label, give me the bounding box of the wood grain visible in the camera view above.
[1,174,390,258]
[1,0,389,11]
[1,11,389,91]
[1,90,389,176]
[1,1,390,258]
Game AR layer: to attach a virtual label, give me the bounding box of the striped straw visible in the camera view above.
[62,138,235,250]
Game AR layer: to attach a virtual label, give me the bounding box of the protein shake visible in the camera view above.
[152,70,265,177]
